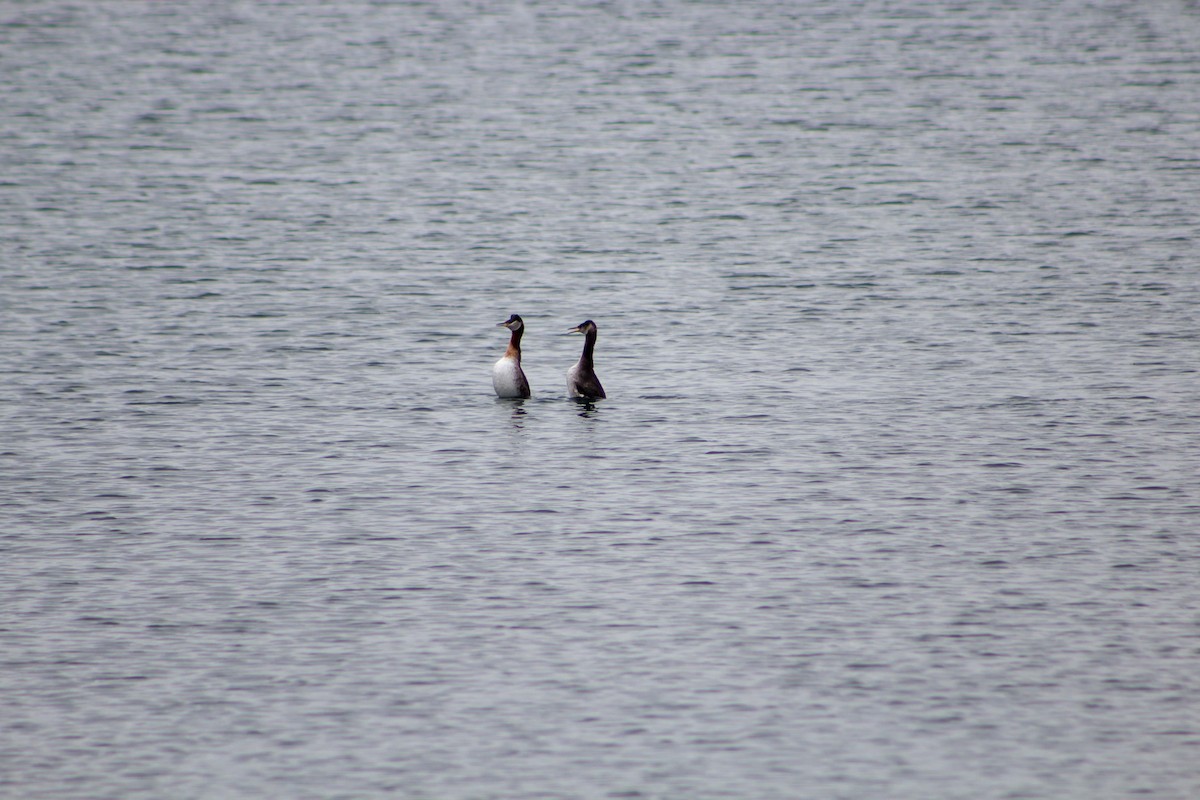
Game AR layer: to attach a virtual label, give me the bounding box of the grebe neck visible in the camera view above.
[578,328,596,369]
[505,325,523,360]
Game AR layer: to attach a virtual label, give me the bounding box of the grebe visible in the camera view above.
[493,314,531,399]
[566,319,606,400]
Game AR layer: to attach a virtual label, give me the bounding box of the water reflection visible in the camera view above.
[573,399,600,418]
[495,397,528,429]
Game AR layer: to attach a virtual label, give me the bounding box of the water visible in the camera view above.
[3,1,1199,797]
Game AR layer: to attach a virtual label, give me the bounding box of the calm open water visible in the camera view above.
[2,1,1200,798]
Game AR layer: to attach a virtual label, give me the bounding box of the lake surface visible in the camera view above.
[2,1,1199,797]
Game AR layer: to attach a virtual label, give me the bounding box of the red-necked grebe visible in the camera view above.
[566,319,606,400]
[493,314,531,398]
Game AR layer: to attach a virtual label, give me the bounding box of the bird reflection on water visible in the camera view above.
[498,397,528,429]
[573,399,600,419]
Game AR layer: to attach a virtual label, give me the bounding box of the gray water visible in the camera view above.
[3,1,1200,798]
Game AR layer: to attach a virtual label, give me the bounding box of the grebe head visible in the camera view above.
[567,320,597,335]
[499,314,524,331]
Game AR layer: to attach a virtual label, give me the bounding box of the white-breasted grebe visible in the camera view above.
[566,319,606,400]
[493,314,531,398]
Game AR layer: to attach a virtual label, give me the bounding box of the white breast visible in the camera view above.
[566,362,584,398]
[493,356,527,398]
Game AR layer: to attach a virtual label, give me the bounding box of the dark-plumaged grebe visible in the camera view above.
[566,319,606,401]
[493,314,531,398]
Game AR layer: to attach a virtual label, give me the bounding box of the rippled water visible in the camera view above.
[3,2,1200,798]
